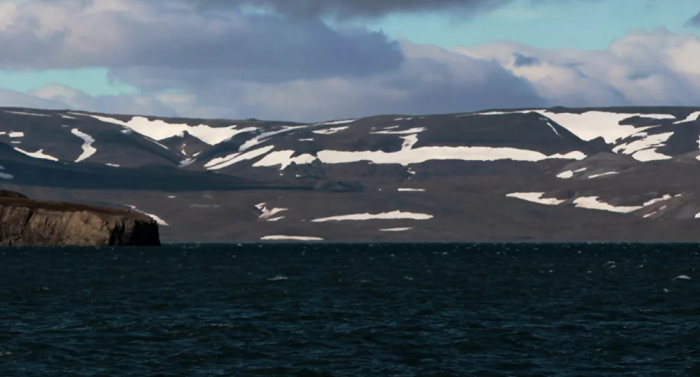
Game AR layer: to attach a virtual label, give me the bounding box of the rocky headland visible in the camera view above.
[0,190,160,247]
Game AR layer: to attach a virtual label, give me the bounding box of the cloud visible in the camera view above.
[0,0,403,80]
[192,0,512,19]
[0,0,698,123]
[100,41,546,121]
[687,11,700,28]
[191,0,609,20]
[455,29,700,107]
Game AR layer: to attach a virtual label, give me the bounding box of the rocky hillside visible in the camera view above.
[0,190,160,246]
[1,106,699,242]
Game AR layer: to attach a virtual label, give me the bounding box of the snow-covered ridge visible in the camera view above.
[82,114,256,146]
[534,111,675,144]
[476,109,677,144]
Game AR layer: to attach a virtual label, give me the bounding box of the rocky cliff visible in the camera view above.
[0,191,160,247]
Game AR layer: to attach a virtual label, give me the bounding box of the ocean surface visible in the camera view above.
[1,243,699,376]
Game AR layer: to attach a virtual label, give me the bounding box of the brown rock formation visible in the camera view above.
[0,191,160,246]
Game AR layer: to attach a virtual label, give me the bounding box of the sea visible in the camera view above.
[0,243,699,376]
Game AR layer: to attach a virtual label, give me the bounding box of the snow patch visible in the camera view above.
[14,148,58,161]
[253,150,317,170]
[0,172,13,179]
[573,197,642,213]
[239,126,307,152]
[106,163,120,167]
[506,192,565,206]
[312,210,433,222]
[371,127,427,135]
[673,111,700,124]
[588,171,618,179]
[380,227,413,232]
[534,111,675,144]
[312,126,350,135]
[398,188,425,192]
[125,205,168,226]
[544,121,562,138]
[261,235,324,241]
[71,128,96,162]
[61,115,76,120]
[299,138,314,142]
[255,202,288,221]
[315,147,585,166]
[315,119,356,126]
[9,132,23,138]
[5,111,49,117]
[401,134,419,150]
[644,195,672,206]
[613,132,674,161]
[86,114,256,145]
[557,170,575,179]
[206,145,275,170]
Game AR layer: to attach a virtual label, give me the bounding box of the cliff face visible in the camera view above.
[0,192,160,247]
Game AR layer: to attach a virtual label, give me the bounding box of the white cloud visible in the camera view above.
[454,29,700,107]
[1,3,699,122]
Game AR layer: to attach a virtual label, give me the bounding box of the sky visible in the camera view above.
[0,0,699,121]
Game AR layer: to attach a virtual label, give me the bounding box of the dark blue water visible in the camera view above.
[1,244,700,376]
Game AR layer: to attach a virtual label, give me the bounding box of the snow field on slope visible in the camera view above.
[14,148,59,161]
[71,128,96,162]
[312,210,433,222]
[261,235,324,241]
[477,109,677,144]
[506,192,565,205]
[507,192,676,214]
[613,132,674,161]
[86,114,257,145]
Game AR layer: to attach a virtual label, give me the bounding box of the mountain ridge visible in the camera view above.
[1,105,699,242]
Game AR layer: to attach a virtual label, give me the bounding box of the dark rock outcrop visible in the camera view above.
[0,191,160,247]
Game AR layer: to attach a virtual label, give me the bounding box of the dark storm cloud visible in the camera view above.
[193,0,511,18]
[191,0,608,19]
[0,0,403,81]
